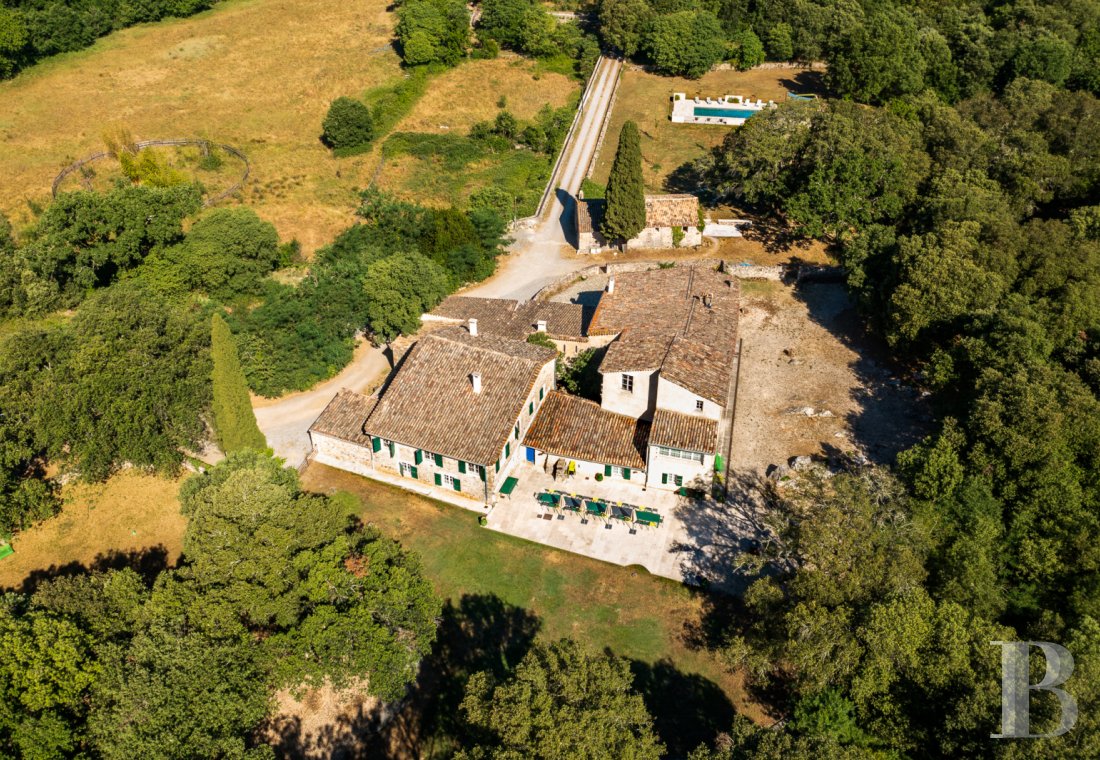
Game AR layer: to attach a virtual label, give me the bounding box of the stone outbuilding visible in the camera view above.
[575,193,703,253]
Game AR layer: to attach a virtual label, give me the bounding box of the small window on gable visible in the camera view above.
[622,374,634,393]
[695,399,704,412]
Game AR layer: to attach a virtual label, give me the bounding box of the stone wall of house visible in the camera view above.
[370,438,491,501]
[644,446,714,491]
[656,377,723,420]
[311,433,375,478]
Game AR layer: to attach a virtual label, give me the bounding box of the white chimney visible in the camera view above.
[536,319,547,332]
[471,372,482,394]
[468,318,478,337]
[607,276,615,294]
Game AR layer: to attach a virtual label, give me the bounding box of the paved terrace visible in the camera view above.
[486,462,759,589]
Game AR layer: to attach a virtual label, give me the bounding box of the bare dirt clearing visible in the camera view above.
[0,0,402,252]
[730,280,930,474]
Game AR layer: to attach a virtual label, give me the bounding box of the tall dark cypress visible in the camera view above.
[600,120,646,244]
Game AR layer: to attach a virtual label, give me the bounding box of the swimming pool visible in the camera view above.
[692,106,759,119]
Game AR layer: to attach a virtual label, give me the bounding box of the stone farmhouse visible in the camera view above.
[575,193,703,254]
[308,265,739,508]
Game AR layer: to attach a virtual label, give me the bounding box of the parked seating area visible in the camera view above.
[536,490,663,528]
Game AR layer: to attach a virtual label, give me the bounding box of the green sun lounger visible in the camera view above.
[537,492,560,506]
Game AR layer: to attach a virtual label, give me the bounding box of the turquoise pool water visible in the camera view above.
[693,106,759,119]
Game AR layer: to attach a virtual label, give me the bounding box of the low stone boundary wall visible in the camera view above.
[532,259,842,301]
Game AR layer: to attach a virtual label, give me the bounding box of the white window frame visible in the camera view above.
[440,473,459,488]
[656,445,704,463]
[612,466,627,478]
[695,399,704,412]
[621,374,634,393]
[399,462,415,478]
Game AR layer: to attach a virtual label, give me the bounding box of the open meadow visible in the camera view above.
[0,472,186,592]
[0,0,403,252]
[373,54,581,213]
[590,65,825,194]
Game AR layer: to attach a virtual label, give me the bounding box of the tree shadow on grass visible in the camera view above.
[6,545,174,595]
[629,657,737,758]
[373,593,542,758]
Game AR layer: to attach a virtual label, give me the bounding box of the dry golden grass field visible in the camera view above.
[590,65,825,193]
[373,54,580,210]
[394,54,578,136]
[0,472,186,591]
[0,0,403,252]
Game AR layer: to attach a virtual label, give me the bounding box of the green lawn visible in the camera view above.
[302,463,764,756]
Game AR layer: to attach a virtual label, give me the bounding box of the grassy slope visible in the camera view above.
[302,464,765,724]
[374,55,580,212]
[0,0,403,253]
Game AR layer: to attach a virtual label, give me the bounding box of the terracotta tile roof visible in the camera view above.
[600,330,673,373]
[662,337,735,406]
[650,408,718,453]
[576,198,605,235]
[644,194,699,228]
[429,296,587,341]
[363,327,555,465]
[524,391,650,469]
[589,266,740,407]
[309,390,378,445]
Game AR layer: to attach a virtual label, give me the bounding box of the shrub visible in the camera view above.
[322,97,375,151]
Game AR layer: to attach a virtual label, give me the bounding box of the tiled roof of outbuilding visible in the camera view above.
[524,391,650,469]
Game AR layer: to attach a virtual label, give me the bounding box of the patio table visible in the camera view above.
[635,509,662,526]
[583,499,607,516]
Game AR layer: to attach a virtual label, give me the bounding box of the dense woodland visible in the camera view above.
[3,0,1100,756]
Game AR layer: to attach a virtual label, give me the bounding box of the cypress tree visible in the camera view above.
[211,314,267,454]
[600,120,646,244]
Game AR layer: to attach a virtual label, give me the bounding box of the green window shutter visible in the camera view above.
[479,467,486,482]
[414,449,423,465]
[495,460,500,473]
[453,478,461,492]
[514,425,519,439]
[505,442,511,458]
[387,442,395,457]
[371,437,381,453]
[661,473,668,485]
[675,475,683,486]
[434,453,443,467]
[434,473,442,486]
[604,464,612,476]
[410,466,418,479]
[623,468,631,480]
[540,387,544,400]
[458,461,466,474]
[529,401,534,415]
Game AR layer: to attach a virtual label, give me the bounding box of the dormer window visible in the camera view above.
[695,400,704,412]
[622,374,634,393]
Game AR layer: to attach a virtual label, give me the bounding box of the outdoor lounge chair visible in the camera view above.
[537,492,560,507]
[562,495,582,511]
[583,499,607,517]
[635,509,662,527]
